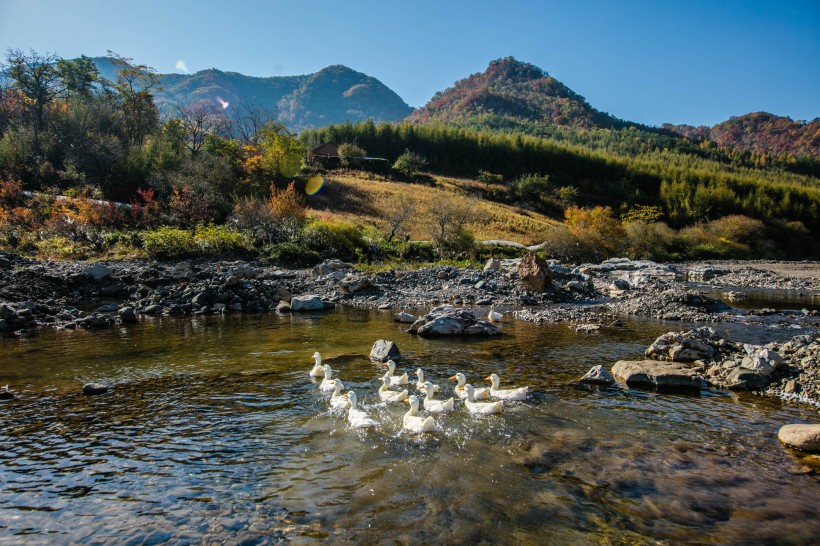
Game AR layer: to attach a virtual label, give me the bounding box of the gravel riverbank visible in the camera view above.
[2,251,818,407]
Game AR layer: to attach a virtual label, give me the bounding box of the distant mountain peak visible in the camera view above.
[407,57,625,131]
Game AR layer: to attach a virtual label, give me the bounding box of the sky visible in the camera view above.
[0,0,818,127]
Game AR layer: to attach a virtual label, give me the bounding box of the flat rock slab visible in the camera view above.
[290,295,325,312]
[778,424,820,453]
[612,360,702,392]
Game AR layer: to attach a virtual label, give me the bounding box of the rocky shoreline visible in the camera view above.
[1,250,819,409]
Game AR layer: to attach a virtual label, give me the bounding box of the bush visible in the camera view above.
[392,149,427,178]
[477,170,504,184]
[338,142,366,169]
[142,225,253,259]
[304,219,366,261]
[624,221,677,261]
[142,227,196,259]
[508,173,551,205]
[265,241,321,267]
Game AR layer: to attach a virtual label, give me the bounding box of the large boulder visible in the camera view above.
[411,306,501,337]
[370,340,401,362]
[778,424,820,453]
[517,252,551,293]
[290,295,325,312]
[612,360,702,391]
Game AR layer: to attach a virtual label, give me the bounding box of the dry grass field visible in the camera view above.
[305,172,559,244]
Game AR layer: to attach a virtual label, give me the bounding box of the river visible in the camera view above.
[1,308,818,544]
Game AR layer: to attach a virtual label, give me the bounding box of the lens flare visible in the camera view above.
[305,175,325,196]
[175,60,189,73]
[216,96,230,109]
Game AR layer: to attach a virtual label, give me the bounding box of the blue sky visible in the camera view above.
[1,0,817,126]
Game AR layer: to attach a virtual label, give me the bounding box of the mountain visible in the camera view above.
[92,58,413,132]
[664,112,820,159]
[406,57,631,132]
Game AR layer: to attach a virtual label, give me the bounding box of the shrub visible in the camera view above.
[194,224,254,257]
[35,236,88,260]
[477,170,504,184]
[392,149,427,178]
[265,241,321,267]
[304,219,366,261]
[508,174,551,205]
[564,206,626,261]
[142,226,195,259]
[624,221,677,261]
[338,142,366,169]
[557,185,579,205]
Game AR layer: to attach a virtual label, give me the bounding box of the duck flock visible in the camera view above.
[308,351,528,433]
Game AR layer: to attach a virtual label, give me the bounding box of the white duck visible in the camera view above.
[383,360,409,386]
[414,368,439,394]
[463,384,503,415]
[486,373,528,401]
[402,395,438,433]
[421,381,454,413]
[329,379,350,409]
[379,376,409,403]
[309,352,324,377]
[487,305,504,323]
[319,364,337,392]
[345,391,376,429]
[449,373,490,400]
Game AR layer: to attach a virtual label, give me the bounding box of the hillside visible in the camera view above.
[664,112,820,159]
[92,57,413,131]
[406,57,630,132]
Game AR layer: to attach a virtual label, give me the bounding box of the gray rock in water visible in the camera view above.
[84,263,113,282]
[290,295,324,311]
[82,383,109,395]
[778,424,820,453]
[579,365,615,385]
[191,292,209,307]
[275,300,292,313]
[118,306,137,324]
[394,312,417,323]
[517,252,551,293]
[413,307,501,337]
[645,328,717,362]
[0,318,6,331]
[612,360,702,391]
[0,388,14,400]
[370,339,401,361]
[724,367,770,390]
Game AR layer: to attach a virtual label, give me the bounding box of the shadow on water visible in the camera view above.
[1,308,819,543]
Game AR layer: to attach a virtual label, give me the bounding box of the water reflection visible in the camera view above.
[1,309,818,543]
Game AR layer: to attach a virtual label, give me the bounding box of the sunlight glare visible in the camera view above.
[305,175,325,195]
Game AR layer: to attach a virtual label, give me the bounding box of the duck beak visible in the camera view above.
[343,393,349,398]
[448,376,456,380]
[403,398,410,404]
[484,376,491,381]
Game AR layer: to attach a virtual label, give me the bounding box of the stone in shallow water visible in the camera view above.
[370,339,401,361]
[82,383,109,395]
[579,365,615,385]
[612,360,702,391]
[290,295,324,311]
[778,424,820,453]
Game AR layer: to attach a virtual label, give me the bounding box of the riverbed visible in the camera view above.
[1,308,819,544]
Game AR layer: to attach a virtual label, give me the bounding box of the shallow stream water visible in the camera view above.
[1,308,819,544]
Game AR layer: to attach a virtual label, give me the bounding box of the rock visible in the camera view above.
[0,389,13,400]
[118,306,137,324]
[575,324,601,333]
[290,295,324,312]
[82,383,109,395]
[612,360,702,391]
[611,279,631,290]
[778,424,820,453]
[437,271,450,280]
[407,318,427,334]
[143,304,163,315]
[394,312,417,323]
[0,318,6,331]
[687,264,728,281]
[566,280,586,292]
[645,328,718,362]
[275,300,292,313]
[370,339,401,362]
[413,307,501,337]
[341,275,372,293]
[517,252,551,293]
[97,304,119,312]
[84,263,113,282]
[579,365,615,385]
[724,367,770,390]
[483,258,502,272]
